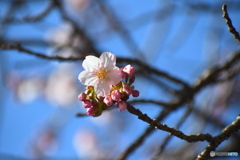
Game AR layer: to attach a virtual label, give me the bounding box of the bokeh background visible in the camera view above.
[0,0,240,160]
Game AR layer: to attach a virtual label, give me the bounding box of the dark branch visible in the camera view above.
[222,4,240,42]
[197,115,240,160]
[152,102,193,159]
[127,104,213,143]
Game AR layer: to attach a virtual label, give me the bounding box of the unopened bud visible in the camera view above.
[117,101,127,111]
[122,83,132,95]
[78,92,86,101]
[82,100,92,108]
[86,106,97,116]
[103,95,114,106]
[123,64,135,76]
[132,90,139,97]
[111,90,121,101]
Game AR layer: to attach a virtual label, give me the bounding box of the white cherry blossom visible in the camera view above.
[78,52,122,96]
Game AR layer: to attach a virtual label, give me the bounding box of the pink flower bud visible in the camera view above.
[103,95,114,106]
[82,100,92,108]
[86,106,97,116]
[117,101,127,111]
[123,83,132,95]
[121,68,127,78]
[123,64,135,76]
[97,96,104,102]
[111,90,121,101]
[78,92,86,101]
[132,90,139,97]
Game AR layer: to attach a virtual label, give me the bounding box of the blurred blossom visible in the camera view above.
[210,80,235,118]
[44,65,78,107]
[73,129,99,158]
[17,78,43,104]
[45,23,83,57]
[65,0,91,11]
[6,71,21,92]
[31,129,58,157]
[7,72,43,104]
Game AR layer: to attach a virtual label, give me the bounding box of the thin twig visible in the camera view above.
[151,102,193,160]
[197,115,240,160]
[222,4,240,42]
[117,108,172,160]
[127,104,213,143]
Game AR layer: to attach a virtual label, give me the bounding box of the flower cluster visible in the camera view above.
[78,52,139,117]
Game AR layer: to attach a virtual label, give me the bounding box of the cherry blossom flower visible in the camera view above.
[78,52,122,97]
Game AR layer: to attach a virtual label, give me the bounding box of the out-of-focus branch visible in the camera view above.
[2,0,55,23]
[193,50,240,93]
[95,0,144,57]
[0,41,190,88]
[53,0,99,57]
[197,115,240,160]
[222,4,240,42]
[0,42,84,61]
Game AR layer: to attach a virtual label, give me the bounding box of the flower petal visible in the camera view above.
[107,67,122,85]
[99,52,116,69]
[78,70,98,85]
[95,82,111,97]
[82,55,100,72]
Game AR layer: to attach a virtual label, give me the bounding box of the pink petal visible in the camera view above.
[99,52,116,69]
[82,55,100,72]
[78,70,98,85]
[95,82,111,97]
[107,67,122,85]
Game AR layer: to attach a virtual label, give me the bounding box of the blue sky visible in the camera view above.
[0,0,240,160]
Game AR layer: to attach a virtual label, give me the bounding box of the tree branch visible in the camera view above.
[127,104,213,143]
[222,4,240,42]
[197,115,240,160]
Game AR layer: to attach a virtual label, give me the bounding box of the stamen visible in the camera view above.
[97,69,107,80]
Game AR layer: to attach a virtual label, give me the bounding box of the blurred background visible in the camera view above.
[0,0,240,160]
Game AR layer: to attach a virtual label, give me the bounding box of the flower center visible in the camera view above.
[97,69,107,80]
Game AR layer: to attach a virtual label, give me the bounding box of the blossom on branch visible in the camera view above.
[78,52,139,117]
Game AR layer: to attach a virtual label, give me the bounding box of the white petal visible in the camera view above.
[107,67,122,85]
[82,55,100,72]
[100,52,116,69]
[95,82,111,97]
[78,70,98,85]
